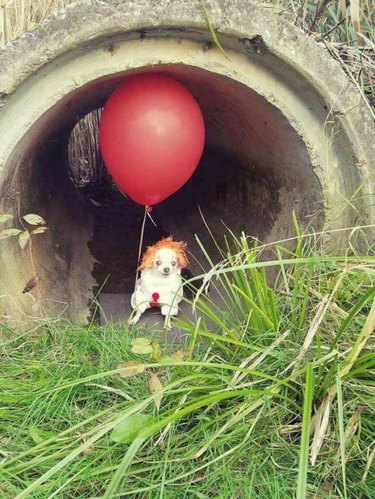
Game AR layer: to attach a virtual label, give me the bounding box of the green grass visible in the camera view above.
[1,230,374,498]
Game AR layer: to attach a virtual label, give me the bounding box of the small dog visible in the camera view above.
[128,237,188,330]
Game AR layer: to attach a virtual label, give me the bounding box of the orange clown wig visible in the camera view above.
[140,237,189,270]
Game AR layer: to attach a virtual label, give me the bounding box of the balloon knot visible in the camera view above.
[146,206,153,213]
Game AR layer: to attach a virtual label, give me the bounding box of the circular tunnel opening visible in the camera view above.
[2,64,324,322]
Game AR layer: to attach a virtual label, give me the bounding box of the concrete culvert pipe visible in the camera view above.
[0,0,374,324]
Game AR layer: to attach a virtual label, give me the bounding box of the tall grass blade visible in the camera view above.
[336,374,347,499]
[200,0,231,60]
[297,363,314,499]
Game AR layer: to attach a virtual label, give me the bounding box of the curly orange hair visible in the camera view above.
[140,237,189,270]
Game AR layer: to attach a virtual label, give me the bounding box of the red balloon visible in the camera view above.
[99,73,205,206]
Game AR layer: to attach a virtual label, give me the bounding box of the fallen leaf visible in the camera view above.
[320,480,332,493]
[0,228,22,240]
[75,432,94,455]
[131,344,153,355]
[173,350,192,361]
[110,413,152,443]
[151,341,163,361]
[19,230,30,250]
[132,338,152,346]
[159,356,174,362]
[131,338,153,356]
[23,214,46,226]
[117,360,145,378]
[22,276,39,294]
[148,373,163,411]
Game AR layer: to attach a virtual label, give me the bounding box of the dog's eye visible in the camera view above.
[171,261,177,267]
[156,260,161,266]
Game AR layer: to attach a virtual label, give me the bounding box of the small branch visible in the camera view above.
[317,18,346,42]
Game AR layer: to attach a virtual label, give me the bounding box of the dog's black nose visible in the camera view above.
[163,267,170,274]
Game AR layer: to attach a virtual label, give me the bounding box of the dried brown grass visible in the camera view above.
[261,0,374,110]
[0,0,75,46]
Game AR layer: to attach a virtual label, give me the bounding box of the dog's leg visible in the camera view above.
[128,288,149,327]
[163,314,172,331]
[161,304,178,331]
[128,309,142,326]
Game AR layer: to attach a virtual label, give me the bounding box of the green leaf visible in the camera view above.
[31,226,49,235]
[23,214,46,226]
[132,344,153,355]
[0,228,22,240]
[19,231,30,250]
[131,338,153,356]
[132,338,152,346]
[110,413,152,444]
[0,213,13,223]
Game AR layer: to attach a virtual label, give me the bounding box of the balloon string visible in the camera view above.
[146,210,157,227]
[134,205,148,289]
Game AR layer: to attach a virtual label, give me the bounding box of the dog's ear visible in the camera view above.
[177,241,189,269]
[140,246,155,270]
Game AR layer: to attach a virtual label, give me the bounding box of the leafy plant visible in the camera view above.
[0,212,47,251]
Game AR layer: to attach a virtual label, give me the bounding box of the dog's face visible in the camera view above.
[140,237,189,275]
[153,248,179,277]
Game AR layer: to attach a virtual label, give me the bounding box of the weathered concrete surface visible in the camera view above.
[0,0,374,324]
[99,292,192,344]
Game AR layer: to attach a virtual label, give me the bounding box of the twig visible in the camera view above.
[317,17,346,41]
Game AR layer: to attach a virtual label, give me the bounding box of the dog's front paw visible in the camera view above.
[163,317,173,331]
[128,315,140,327]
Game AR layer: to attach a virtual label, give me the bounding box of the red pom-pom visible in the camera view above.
[152,293,160,302]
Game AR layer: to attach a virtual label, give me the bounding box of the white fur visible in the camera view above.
[128,248,183,330]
